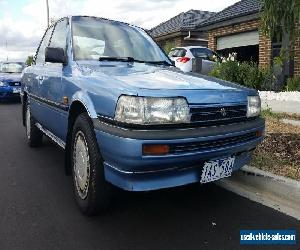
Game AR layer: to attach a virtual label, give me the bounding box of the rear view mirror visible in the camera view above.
[45,47,67,65]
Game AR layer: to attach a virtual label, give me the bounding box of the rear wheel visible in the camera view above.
[25,102,43,147]
[71,113,112,215]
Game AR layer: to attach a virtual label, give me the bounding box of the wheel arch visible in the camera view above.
[65,94,97,175]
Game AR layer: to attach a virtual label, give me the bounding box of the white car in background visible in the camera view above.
[168,46,220,74]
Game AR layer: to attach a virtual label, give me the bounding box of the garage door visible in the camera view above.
[217,31,259,50]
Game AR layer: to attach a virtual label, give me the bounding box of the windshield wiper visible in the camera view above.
[98,57,172,66]
[142,60,172,66]
[99,56,135,62]
[130,59,172,66]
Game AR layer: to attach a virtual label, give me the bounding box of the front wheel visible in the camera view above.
[71,113,112,215]
[25,102,43,147]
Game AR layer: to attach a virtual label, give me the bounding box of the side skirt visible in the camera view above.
[35,123,66,149]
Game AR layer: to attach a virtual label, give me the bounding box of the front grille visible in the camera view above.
[169,131,257,154]
[190,104,248,126]
[8,82,21,87]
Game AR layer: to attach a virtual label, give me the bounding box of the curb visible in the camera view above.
[281,118,300,127]
[216,165,300,220]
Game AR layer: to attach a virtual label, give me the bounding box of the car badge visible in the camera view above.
[220,108,227,117]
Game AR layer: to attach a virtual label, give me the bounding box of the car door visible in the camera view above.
[28,26,54,124]
[38,18,69,141]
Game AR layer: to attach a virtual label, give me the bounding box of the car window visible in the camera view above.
[35,26,54,65]
[168,49,176,57]
[169,49,186,57]
[72,17,170,63]
[190,48,220,62]
[50,19,68,50]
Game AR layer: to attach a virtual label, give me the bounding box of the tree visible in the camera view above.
[26,56,34,66]
[260,0,300,45]
[260,0,300,84]
[163,41,175,54]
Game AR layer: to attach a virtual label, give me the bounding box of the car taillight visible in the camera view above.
[176,57,190,63]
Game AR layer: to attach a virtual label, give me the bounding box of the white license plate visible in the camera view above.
[12,87,21,93]
[200,156,235,184]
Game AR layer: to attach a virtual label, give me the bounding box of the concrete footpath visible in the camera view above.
[216,166,300,220]
[261,100,300,114]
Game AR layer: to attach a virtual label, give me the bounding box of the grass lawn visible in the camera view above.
[251,110,300,180]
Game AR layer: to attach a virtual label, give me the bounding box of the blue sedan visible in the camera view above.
[21,16,265,215]
[0,62,24,100]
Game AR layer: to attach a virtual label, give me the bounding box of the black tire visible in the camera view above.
[25,102,43,147]
[71,113,112,215]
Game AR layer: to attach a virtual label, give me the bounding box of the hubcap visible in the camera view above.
[26,106,31,140]
[73,131,90,200]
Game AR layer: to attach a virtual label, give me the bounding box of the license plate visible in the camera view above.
[200,156,235,184]
[12,87,21,93]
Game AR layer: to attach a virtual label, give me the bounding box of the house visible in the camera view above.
[196,0,300,76]
[150,10,215,51]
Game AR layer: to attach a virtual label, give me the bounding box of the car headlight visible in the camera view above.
[115,96,190,124]
[0,81,8,87]
[247,96,261,117]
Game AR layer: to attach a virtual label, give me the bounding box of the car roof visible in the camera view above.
[172,46,209,50]
[62,15,144,31]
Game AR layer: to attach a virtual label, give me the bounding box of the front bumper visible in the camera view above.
[0,86,21,99]
[93,118,265,191]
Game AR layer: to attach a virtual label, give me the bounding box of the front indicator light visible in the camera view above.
[143,144,169,155]
[255,130,263,137]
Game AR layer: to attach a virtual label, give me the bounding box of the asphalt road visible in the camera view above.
[0,103,299,250]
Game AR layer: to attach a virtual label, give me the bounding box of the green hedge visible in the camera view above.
[286,76,300,91]
[209,61,274,91]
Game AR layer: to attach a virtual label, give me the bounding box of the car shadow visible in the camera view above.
[0,98,21,104]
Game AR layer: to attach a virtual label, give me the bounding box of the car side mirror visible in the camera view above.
[45,47,67,65]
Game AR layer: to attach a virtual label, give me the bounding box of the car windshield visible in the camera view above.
[72,17,171,64]
[1,62,24,73]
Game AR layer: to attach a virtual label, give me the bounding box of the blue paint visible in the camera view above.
[0,72,22,100]
[22,16,265,192]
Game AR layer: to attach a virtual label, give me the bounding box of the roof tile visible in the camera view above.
[150,10,214,38]
[199,0,262,27]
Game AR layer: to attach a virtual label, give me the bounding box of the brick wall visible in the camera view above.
[207,20,272,67]
[258,32,272,67]
[158,36,184,49]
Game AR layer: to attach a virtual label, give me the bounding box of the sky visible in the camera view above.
[0,0,240,61]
